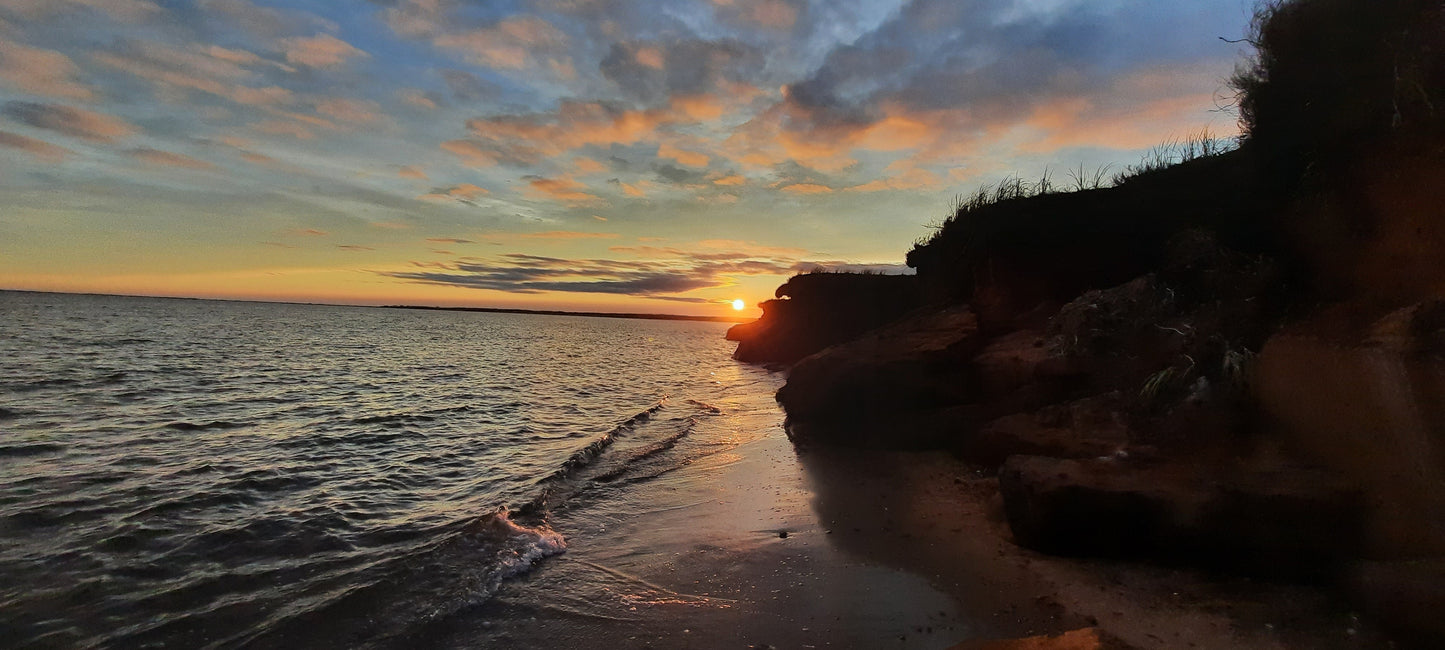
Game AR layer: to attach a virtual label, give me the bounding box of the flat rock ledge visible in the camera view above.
[998,455,1366,579]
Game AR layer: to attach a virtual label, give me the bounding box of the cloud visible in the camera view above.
[426,237,473,244]
[314,97,383,124]
[0,129,69,161]
[439,69,496,100]
[0,0,162,23]
[432,15,567,70]
[459,100,680,165]
[93,40,294,107]
[398,165,427,179]
[780,182,831,194]
[399,89,438,109]
[281,34,367,69]
[381,249,799,298]
[713,0,803,29]
[439,139,497,167]
[507,231,620,240]
[598,38,761,105]
[128,147,215,170]
[198,0,333,39]
[2,101,135,141]
[572,157,608,175]
[337,244,375,251]
[252,120,315,139]
[419,183,489,204]
[658,142,708,167]
[526,176,601,206]
[286,228,328,236]
[0,38,93,100]
[713,174,745,186]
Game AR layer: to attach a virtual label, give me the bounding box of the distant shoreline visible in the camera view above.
[379,304,749,323]
[0,289,750,324]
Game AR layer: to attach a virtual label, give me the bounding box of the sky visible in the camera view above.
[0,0,1255,316]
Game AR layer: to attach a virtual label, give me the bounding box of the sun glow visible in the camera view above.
[731,298,745,311]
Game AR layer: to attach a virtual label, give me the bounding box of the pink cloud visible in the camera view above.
[281,34,367,69]
[0,38,93,100]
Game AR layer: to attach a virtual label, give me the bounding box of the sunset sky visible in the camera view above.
[0,0,1253,316]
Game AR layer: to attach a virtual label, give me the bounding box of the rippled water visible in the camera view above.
[0,291,778,648]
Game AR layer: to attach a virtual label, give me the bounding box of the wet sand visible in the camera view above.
[430,422,1391,649]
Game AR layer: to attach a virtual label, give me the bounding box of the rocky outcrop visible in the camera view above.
[960,394,1133,467]
[728,272,924,363]
[998,455,1366,578]
[776,305,980,446]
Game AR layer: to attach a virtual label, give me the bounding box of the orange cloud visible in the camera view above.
[2,0,162,22]
[527,176,601,206]
[2,102,136,142]
[440,139,498,167]
[620,182,645,197]
[93,42,293,107]
[433,16,566,70]
[780,182,831,195]
[717,0,799,29]
[399,89,437,110]
[129,147,215,170]
[669,94,729,122]
[0,129,70,161]
[482,230,621,241]
[0,38,93,100]
[315,97,383,124]
[658,142,709,167]
[464,101,676,163]
[398,165,427,179]
[572,157,608,175]
[281,34,367,69]
[847,159,943,192]
[713,174,745,186]
[634,46,664,69]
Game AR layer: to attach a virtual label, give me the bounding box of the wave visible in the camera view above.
[684,398,722,414]
[351,413,436,425]
[164,420,247,432]
[0,442,64,457]
[517,399,669,516]
[208,507,566,649]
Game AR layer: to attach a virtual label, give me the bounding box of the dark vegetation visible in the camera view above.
[729,1,1445,645]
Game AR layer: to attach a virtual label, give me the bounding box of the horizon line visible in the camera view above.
[0,289,754,324]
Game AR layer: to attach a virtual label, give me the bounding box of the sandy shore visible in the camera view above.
[424,421,1392,649]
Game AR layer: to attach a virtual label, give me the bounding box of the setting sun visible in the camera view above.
[731,299,746,311]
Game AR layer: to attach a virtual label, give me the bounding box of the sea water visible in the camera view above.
[0,291,783,648]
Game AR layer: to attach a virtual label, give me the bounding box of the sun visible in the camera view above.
[731,298,745,311]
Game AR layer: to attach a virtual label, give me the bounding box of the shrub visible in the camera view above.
[1230,0,1444,177]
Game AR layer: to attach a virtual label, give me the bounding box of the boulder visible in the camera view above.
[961,394,1133,467]
[776,305,981,444]
[998,455,1365,578]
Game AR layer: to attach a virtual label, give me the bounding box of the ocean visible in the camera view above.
[0,291,794,648]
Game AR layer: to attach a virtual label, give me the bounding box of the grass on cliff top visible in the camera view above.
[909,129,1240,256]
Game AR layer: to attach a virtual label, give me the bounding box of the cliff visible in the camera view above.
[726,0,1445,644]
